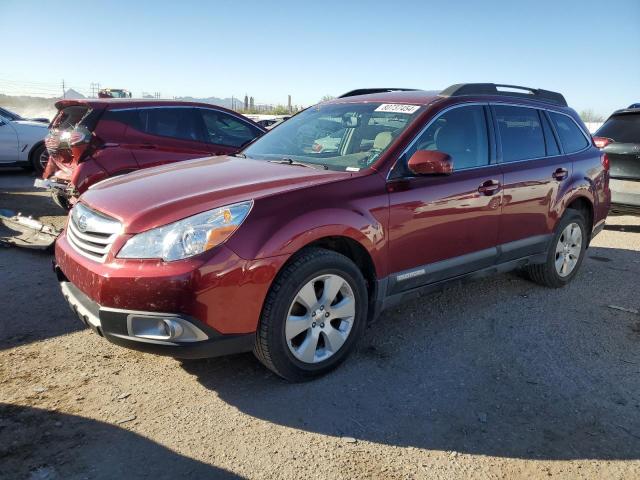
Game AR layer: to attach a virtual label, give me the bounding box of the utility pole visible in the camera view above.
[90,82,101,98]
[62,79,66,99]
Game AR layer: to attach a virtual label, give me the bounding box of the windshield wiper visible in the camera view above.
[269,158,328,170]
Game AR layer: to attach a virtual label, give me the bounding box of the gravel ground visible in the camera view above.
[1,172,639,479]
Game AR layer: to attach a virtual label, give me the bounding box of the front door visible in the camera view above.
[0,118,19,163]
[387,104,503,294]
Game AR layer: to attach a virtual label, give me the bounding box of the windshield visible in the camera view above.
[596,113,640,143]
[0,107,22,121]
[243,102,423,171]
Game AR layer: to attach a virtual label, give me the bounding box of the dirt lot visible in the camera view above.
[1,170,639,479]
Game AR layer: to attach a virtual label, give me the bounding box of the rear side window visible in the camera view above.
[199,109,262,148]
[406,105,489,170]
[494,105,545,162]
[101,109,143,131]
[549,112,589,153]
[139,108,204,142]
[595,113,640,143]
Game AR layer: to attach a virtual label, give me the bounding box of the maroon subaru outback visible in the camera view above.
[54,84,610,381]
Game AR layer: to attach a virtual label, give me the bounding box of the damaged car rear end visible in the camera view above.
[38,101,102,208]
[36,99,266,209]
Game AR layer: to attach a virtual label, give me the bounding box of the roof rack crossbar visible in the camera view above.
[338,88,419,98]
[439,83,567,107]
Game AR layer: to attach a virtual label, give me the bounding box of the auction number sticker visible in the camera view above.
[374,104,420,114]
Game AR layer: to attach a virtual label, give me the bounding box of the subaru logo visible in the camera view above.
[77,215,88,232]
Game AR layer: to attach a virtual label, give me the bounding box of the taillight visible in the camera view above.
[69,127,90,145]
[601,153,610,171]
[593,136,613,149]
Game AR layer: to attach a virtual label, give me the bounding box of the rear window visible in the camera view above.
[595,113,640,144]
[494,105,545,162]
[549,112,589,153]
[53,105,90,130]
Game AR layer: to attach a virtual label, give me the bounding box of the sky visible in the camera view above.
[1,0,639,116]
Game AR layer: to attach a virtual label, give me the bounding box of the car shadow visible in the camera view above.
[605,223,640,233]
[0,403,244,480]
[182,245,640,461]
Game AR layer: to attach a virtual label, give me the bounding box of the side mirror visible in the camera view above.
[407,150,453,175]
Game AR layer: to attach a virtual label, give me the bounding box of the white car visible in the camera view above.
[0,107,49,174]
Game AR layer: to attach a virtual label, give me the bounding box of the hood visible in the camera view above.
[81,156,349,233]
[13,120,49,129]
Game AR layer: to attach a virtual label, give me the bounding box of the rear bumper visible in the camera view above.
[57,276,254,359]
[610,178,640,214]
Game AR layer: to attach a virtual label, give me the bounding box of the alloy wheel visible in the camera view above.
[285,274,356,364]
[555,222,582,277]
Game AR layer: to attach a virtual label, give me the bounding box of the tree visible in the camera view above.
[579,109,604,123]
[320,95,335,102]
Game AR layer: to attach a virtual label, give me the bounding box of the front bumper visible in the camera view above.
[57,275,254,359]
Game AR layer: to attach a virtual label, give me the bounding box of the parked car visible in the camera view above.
[98,88,132,99]
[0,107,49,124]
[36,99,266,209]
[54,84,610,381]
[0,107,49,173]
[593,105,640,214]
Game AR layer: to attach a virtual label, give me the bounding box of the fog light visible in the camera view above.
[127,315,208,342]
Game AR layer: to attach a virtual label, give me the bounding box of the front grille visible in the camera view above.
[66,203,121,262]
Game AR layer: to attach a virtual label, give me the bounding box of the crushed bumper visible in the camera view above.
[57,273,254,359]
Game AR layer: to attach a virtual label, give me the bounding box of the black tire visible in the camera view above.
[525,209,587,288]
[30,143,49,175]
[253,247,368,382]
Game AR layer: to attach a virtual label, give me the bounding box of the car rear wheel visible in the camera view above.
[253,248,368,382]
[525,209,587,288]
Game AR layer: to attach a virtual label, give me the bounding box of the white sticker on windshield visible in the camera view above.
[374,104,420,114]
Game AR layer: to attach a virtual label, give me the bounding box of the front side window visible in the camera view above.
[199,110,262,148]
[140,108,203,142]
[549,112,589,153]
[243,102,422,171]
[495,105,545,162]
[402,105,489,171]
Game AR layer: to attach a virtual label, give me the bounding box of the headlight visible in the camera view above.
[117,200,253,261]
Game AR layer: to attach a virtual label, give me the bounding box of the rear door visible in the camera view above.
[197,108,264,155]
[494,105,571,258]
[128,107,212,169]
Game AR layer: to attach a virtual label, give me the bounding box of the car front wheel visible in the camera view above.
[254,248,368,382]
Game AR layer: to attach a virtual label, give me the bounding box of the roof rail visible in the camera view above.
[338,88,419,98]
[439,83,568,107]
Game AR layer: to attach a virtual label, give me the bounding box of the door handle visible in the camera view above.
[478,179,501,196]
[139,143,156,150]
[552,167,569,180]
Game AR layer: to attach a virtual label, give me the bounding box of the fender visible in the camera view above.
[226,173,390,277]
[554,173,596,230]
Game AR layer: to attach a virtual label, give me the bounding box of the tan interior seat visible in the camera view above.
[373,131,393,151]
